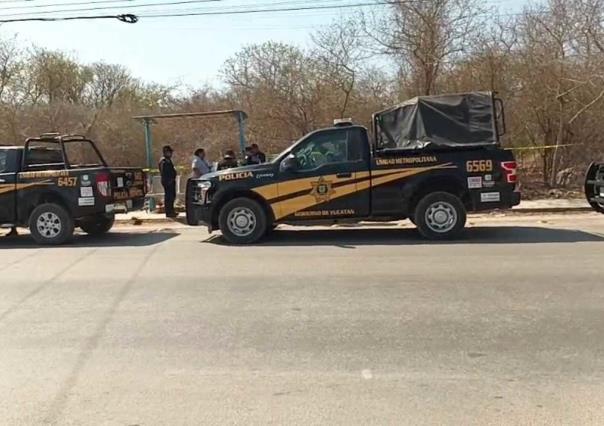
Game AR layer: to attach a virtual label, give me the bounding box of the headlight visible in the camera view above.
[194,180,212,204]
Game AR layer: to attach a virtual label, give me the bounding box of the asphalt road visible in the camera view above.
[1,213,604,425]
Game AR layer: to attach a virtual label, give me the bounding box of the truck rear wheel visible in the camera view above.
[80,214,115,236]
[414,192,466,240]
[218,197,268,244]
[29,203,74,245]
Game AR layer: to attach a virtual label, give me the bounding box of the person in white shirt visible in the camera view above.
[191,148,211,178]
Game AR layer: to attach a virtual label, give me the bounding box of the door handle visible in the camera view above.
[336,172,352,178]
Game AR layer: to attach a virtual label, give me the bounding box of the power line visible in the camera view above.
[0,12,138,22]
[0,0,223,16]
[0,0,136,12]
[139,0,530,19]
[0,0,542,24]
[0,0,355,14]
[131,0,359,16]
[0,0,523,16]
[0,0,389,19]
[139,1,408,18]
[138,1,541,20]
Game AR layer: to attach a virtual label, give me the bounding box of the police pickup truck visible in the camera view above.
[0,134,146,244]
[586,162,604,214]
[187,92,521,244]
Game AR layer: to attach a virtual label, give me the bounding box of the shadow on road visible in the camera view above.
[205,226,604,247]
[0,230,178,249]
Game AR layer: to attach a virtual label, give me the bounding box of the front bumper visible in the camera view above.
[188,203,212,227]
[185,179,215,227]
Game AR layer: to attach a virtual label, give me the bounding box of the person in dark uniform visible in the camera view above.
[217,150,239,171]
[159,145,178,218]
[251,143,266,163]
[243,146,255,165]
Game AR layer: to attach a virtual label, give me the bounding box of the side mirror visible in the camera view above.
[280,155,298,172]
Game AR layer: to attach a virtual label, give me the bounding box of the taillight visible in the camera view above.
[96,172,111,197]
[501,161,518,184]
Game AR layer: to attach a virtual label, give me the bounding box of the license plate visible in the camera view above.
[481,192,501,203]
[117,177,124,188]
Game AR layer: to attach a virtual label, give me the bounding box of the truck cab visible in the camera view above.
[0,147,21,225]
[187,92,521,244]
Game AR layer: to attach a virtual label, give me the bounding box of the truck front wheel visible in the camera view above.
[218,197,268,244]
[80,214,115,236]
[29,203,75,245]
[414,192,466,240]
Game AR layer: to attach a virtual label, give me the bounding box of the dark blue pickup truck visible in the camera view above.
[0,134,146,244]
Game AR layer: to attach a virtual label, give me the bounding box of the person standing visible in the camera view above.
[191,148,211,178]
[159,145,178,218]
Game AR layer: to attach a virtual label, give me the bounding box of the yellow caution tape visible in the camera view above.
[143,166,188,173]
[506,143,579,151]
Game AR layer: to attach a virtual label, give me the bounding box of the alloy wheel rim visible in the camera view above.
[425,201,457,233]
[227,207,257,237]
[36,212,62,239]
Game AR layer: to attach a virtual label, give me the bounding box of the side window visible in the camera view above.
[292,129,363,171]
[0,151,8,173]
[347,128,365,161]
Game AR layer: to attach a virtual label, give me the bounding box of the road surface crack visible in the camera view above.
[0,249,98,324]
[44,245,159,425]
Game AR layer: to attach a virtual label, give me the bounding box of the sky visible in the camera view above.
[0,0,528,88]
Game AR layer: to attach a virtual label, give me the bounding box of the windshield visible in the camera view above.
[291,132,349,170]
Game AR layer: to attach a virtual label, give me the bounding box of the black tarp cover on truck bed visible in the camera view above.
[375,92,498,150]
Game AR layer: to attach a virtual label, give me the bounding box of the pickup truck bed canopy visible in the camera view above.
[374,92,499,150]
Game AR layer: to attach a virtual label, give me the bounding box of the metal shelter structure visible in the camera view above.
[132,109,248,173]
[132,109,248,211]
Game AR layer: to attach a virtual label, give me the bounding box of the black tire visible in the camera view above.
[414,192,466,240]
[80,215,115,236]
[218,197,268,244]
[28,203,75,245]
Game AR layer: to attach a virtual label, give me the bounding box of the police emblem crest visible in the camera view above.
[310,177,335,203]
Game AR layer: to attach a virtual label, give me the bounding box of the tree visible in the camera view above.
[311,17,368,118]
[367,0,486,96]
[28,48,91,105]
[222,41,323,148]
[511,0,604,185]
[86,62,134,109]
